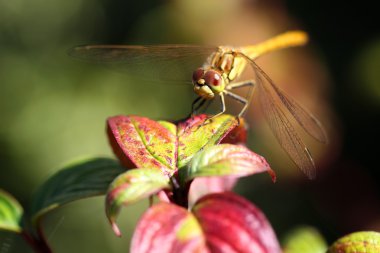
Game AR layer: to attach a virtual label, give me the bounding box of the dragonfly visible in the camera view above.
[70,30,327,179]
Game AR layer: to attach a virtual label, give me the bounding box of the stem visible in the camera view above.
[169,176,189,208]
[22,231,52,253]
[21,217,53,253]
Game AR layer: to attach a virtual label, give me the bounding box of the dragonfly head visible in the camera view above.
[192,68,225,99]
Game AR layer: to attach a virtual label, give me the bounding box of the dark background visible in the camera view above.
[1,0,379,252]
[286,0,380,234]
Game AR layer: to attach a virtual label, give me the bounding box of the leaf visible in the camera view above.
[131,202,207,253]
[183,144,276,182]
[105,168,171,237]
[0,189,23,233]
[107,114,241,173]
[221,117,248,144]
[327,231,380,253]
[188,177,238,206]
[107,115,177,175]
[282,226,327,253]
[177,114,238,168]
[192,192,282,253]
[131,192,280,253]
[31,158,125,225]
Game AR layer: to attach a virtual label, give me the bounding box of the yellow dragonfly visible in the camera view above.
[70,31,327,179]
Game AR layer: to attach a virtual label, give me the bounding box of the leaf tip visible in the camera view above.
[268,169,277,182]
[111,221,122,237]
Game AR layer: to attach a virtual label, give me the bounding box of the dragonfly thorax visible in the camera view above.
[192,68,226,100]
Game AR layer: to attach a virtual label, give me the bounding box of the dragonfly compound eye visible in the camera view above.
[192,68,204,84]
[204,70,222,87]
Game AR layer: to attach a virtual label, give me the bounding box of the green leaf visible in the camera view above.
[327,231,380,253]
[105,168,171,237]
[31,157,125,225]
[177,114,238,168]
[282,226,327,253]
[0,189,23,233]
[182,144,276,182]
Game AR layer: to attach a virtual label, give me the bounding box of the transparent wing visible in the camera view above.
[256,71,316,179]
[250,61,328,143]
[69,45,218,85]
[241,56,327,179]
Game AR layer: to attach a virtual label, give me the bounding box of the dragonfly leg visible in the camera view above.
[224,90,249,118]
[211,93,226,119]
[190,96,205,117]
[199,99,213,114]
[202,93,226,125]
[226,80,255,90]
[225,80,256,124]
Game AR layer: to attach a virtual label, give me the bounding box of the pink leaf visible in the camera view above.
[131,203,208,253]
[193,192,281,253]
[188,177,238,206]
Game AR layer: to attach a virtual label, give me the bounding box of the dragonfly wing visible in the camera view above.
[251,62,328,143]
[255,72,316,179]
[239,55,322,179]
[69,45,217,85]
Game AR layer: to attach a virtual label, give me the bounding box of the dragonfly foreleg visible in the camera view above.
[191,96,205,117]
[203,93,226,124]
[199,99,213,114]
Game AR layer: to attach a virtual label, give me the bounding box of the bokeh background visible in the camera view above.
[1,0,379,252]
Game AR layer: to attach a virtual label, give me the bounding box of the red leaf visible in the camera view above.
[107,114,243,173]
[221,118,248,145]
[193,192,281,253]
[107,115,177,175]
[131,203,208,253]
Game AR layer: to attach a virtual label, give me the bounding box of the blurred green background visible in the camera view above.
[1,0,379,252]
